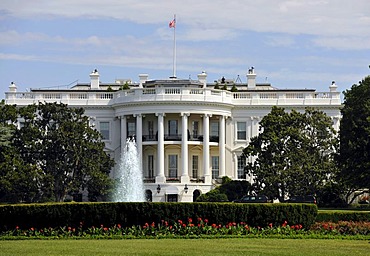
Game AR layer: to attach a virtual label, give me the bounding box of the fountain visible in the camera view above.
[113,138,145,202]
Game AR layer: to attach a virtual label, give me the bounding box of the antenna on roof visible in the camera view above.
[235,75,242,83]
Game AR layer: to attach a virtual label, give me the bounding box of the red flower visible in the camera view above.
[269,223,273,228]
[197,217,202,222]
[182,224,186,228]
[188,218,193,223]
[151,222,155,227]
[282,221,287,227]
[178,220,183,225]
[117,224,121,229]
[212,223,217,228]
[30,227,34,231]
[15,226,19,230]
[103,227,108,231]
[204,219,209,223]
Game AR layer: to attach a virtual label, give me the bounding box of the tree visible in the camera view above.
[13,102,114,202]
[243,106,339,201]
[339,75,370,203]
[0,101,41,203]
[196,177,252,202]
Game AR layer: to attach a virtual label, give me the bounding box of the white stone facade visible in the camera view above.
[5,69,341,202]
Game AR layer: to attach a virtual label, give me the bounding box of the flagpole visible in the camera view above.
[172,14,176,78]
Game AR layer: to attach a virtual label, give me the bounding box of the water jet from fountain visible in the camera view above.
[113,138,145,202]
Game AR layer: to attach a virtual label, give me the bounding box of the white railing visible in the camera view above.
[5,88,341,106]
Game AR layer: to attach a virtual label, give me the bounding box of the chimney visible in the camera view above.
[329,81,338,92]
[90,69,100,90]
[9,82,17,92]
[139,74,149,88]
[247,67,256,89]
[197,71,207,88]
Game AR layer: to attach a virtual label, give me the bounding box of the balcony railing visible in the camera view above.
[5,87,341,107]
[166,176,180,183]
[164,134,182,141]
[190,176,205,183]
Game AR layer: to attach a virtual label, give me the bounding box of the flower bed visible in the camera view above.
[1,218,369,240]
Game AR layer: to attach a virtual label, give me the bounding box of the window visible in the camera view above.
[237,122,246,140]
[168,155,178,178]
[148,121,154,139]
[210,122,219,142]
[148,155,154,178]
[168,120,178,135]
[167,194,178,202]
[211,156,219,179]
[192,155,199,178]
[127,121,136,137]
[99,121,110,140]
[192,121,199,139]
[237,155,246,179]
[210,122,219,136]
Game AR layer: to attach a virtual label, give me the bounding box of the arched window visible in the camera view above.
[193,190,201,202]
[145,190,152,202]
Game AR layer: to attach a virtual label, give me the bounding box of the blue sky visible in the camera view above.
[1,0,369,99]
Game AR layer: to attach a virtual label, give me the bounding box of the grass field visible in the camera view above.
[0,239,369,256]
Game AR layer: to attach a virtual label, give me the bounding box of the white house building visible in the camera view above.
[5,68,341,202]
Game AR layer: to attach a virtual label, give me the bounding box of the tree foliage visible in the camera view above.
[1,102,114,202]
[339,75,370,201]
[243,106,339,201]
[196,177,252,202]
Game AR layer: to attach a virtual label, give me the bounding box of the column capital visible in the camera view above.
[250,116,260,121]
[180,112,190,117]
[155,113,166,117]
[202,113,212,118]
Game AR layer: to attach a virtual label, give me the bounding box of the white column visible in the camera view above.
[135,114,143,168]
[251,116,259,138]
[203,114,211,183]
[233,152,238,179]
[156,113,166,183]
[120,116,127,152]
[219,115,226,178]
[181,113,190,183]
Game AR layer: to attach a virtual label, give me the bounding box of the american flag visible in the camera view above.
[169,18,176,28]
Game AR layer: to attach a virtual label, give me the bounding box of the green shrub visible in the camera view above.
[0,202,317,231]
[316,211,370,222]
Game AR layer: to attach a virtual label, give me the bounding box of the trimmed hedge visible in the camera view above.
[0,202,317,231]
[316,210,370,222]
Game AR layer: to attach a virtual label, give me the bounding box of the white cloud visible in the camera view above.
[312,36,370,50]
[1,0,369,38]
[265,35,296,47]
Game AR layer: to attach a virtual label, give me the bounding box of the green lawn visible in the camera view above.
[0,239,369,256]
